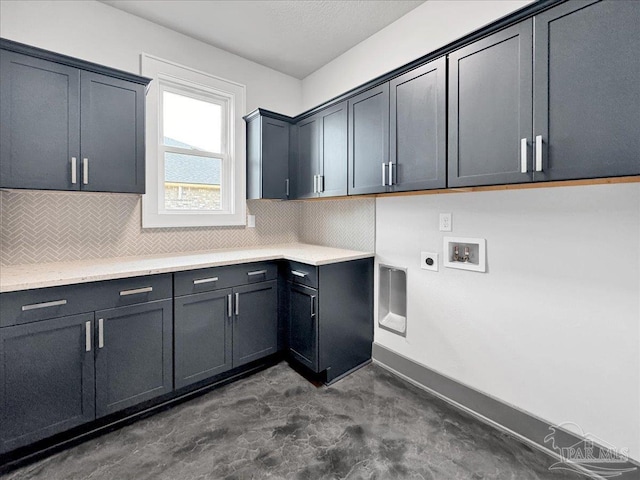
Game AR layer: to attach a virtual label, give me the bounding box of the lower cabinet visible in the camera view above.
[0,313,95,453]
[174,271,278,389]
[287,283,318,371]
[286,258,374,384]
[174,290,232,389]
[233,281,278,367]
[95,300,173,417]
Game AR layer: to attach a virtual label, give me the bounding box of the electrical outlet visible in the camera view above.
[439,213,452,232]
[420,252,439,271]
[247,215,256,228]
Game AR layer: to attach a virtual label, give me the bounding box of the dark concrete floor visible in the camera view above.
[1,362,590,479]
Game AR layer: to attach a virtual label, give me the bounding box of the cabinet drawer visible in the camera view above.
[284,261,318,289]
[0,274,172,328]
[174,262,277,296]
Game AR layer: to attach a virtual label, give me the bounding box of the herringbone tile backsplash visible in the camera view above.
[0,191,375,266]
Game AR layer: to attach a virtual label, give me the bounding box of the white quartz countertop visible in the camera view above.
[0,243,374,293]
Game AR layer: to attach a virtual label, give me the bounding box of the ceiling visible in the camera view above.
[100,0,426,79]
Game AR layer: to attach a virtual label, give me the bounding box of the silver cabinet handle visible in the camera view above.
[21,299,67,311]
[310,295,316,318]
[98,318,104,348]
[71,157,77,184]
[285,178,290,197]
[82,158,89,184]
[389,162,394,186]
[85,321,92,352]
[520,138,528,173]
[535,135,543,172]
[120,286,153,296]
[227,294,232,318]
[382,163,387,186]
[291,270,307,278]
[235,292,239,316]
[313,174,318,193]
[318,175,324,193]
[193,277,218,285]
[247,270,267,276]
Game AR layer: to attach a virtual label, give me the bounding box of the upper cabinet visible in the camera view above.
[245,109,291,200]
[0,39,150,194]
[293,102,348,199]
[533,0,640,181]
[348,84,390,195]
[449,0,639,187]
[448,21,533,187]
[389,57,447,192]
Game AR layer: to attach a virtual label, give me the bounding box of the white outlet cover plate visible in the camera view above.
[247,214,256,228]
[420,252,439,271]
[439,213,452,232]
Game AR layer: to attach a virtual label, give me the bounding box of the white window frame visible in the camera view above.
[141,54,246,227]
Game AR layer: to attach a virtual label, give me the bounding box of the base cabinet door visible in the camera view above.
[448,21,533,187]
[287,283,318,372]
[232,281,278,368]
[533,0,640,181]
[95,300,172,417]
[0,313,95,453]
[174,289,233,389]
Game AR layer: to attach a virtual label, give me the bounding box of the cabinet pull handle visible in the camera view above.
[313,174,318,193]
[227,294,232,318]
[119,286,153,296]
[285,178,290,197]
[82,158,89,184]
[247,270,267,276]
[85,321,92,352]
[71,157,77,184]
[291,270,307,278]
[98,318,104,348]
[235,292,240,316]
[520,138,528,173]
[381,163,387,186]
[535,135,543,172]
[21,299,67,311]
[310,295,316,318]
[318,175,324,193]
[193,277,218,285]
[388,162,394,186]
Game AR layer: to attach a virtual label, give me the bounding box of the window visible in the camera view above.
[141,55,246,227]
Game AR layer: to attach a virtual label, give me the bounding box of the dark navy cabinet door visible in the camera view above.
[390,57,447,192]
[246,115,290,199]
[348,83,390,195]
[448,20,533,187]
[294,115,320,199]
[0,50,80,191]
[533,0,640,181]
[287,283,319,372]
[318,102,348,197]
[174,289,232,389]
[232,281,278,368]
[95,299,172,417]
[0,313,95,453]
[80,71,145,193]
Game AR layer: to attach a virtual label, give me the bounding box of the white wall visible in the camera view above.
[0,0,302,116]
[302,0,640,462]
[301,0,532,110]
[376,185,640,461]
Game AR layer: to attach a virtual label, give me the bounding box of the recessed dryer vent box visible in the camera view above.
[378,264,407,336]
[443,237,486,272]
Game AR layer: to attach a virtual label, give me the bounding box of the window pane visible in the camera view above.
[163,91,222,153]
[164,152,222,211]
